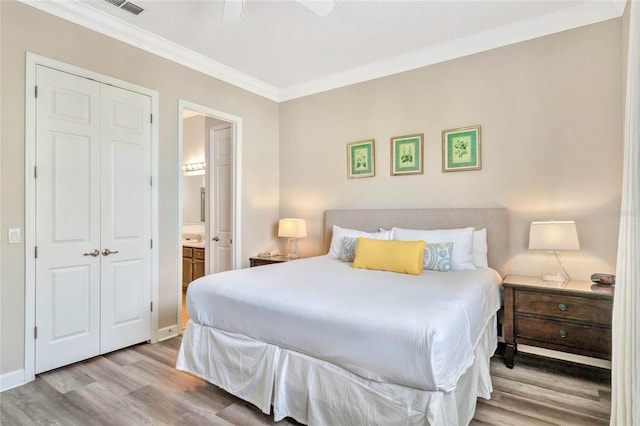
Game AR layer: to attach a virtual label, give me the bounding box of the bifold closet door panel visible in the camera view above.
[35,65,102,374]
[99,84,152,354]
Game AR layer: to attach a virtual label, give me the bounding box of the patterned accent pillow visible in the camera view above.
[423,242,453,271]
[341,237,359,262]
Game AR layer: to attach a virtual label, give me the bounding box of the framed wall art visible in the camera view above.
[390,133,423,176]
[347,139,375,179]
[442,126,481,172]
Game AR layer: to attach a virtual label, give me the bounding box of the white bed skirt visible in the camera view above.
[176,315,497,426]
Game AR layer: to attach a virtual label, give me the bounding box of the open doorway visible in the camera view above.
[178,100,243,330]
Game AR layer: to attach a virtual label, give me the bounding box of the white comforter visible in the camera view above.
[186,256,501,392]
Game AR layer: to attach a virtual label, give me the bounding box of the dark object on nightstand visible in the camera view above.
[590,273,615,285]
[249,255,291,267]
[502,275,613,369]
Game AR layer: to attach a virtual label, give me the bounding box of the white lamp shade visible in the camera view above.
[529,221,580,251]
[278,218,307,238]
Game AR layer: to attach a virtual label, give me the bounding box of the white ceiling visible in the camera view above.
[24,0,625,101]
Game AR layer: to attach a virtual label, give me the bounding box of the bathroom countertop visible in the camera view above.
[182,240,205,249]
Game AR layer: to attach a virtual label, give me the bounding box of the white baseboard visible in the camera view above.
[156,325,180,342]
[0,369,27,392]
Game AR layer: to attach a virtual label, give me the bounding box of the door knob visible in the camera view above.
[212,236,220,241]
[102,248,119,256]
[83,249,100,257]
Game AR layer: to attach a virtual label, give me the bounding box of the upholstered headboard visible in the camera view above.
[324,208,509,277]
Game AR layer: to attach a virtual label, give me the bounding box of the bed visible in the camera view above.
[177,208,509,425]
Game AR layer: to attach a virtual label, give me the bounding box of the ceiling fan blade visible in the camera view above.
[222,0,244,23]
[297,0,335,17]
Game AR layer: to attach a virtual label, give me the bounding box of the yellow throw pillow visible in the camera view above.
[352,238,426,275]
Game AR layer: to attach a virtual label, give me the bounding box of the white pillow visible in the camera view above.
[327,225,391,259]
[391,226,476,270]
[472,228,488,268]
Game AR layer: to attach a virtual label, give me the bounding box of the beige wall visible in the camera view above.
[280,18,624,281]
[0,1,280,376]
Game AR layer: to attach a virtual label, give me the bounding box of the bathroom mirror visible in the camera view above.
[183,174,205,223]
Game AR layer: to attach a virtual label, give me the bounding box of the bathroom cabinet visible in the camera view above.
[183,246,205,289]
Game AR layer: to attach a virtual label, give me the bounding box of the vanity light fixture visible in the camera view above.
[183,162,206,175]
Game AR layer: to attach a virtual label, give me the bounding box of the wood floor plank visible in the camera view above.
[132,339,182,368]
[472,399,559,426]
[217,401,300,426]
[0,378,101,426]
[103,345,148,367]
[0,337,611,425]
[63,381,155,425]
[490,358,606,401]
[481,388,609,426]
[73,355,148,396]
[39,362,96,394]
[491,375,610,420]
[122,358,237,412]
[0,373,65,406]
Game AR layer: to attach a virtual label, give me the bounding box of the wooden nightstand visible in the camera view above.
[249,255,291,267]
[502,274,613,368]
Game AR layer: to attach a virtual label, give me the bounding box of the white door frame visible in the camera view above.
[177,100,243,325]
[24,53,160,383]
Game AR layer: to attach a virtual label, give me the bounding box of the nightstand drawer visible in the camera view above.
[516,292,612,325]
[516,316,611,357]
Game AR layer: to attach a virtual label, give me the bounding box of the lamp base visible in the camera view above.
[286,237,300,259]
[541,274,568,287]
[541,251,570,286]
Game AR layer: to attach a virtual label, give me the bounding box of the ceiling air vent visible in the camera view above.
[121,2,144,15]
[104,0,144,15]
[104,0,126,7]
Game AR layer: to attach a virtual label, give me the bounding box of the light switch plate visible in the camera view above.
[8,228,21,244]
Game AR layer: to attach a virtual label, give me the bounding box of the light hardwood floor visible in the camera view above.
[182,291,189,331]
[1,338,610,425]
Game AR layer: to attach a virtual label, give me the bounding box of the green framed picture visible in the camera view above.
[347,139,375,179]
[391,133,424,176]
[442,126,481,172]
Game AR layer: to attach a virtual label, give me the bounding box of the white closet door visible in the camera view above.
[35,66,102,373]
[35,66,152,373]
[99,84,152,353]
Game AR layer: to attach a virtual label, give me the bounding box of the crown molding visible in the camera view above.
[21,0,625,103]
[279,0,627,101]
[20,0,280,102]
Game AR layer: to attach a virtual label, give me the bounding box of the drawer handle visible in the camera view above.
[559,330,568,338]
[558,303,567,311]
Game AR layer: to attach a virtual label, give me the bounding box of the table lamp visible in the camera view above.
[529,221,580,284]
[278,218,307,259]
